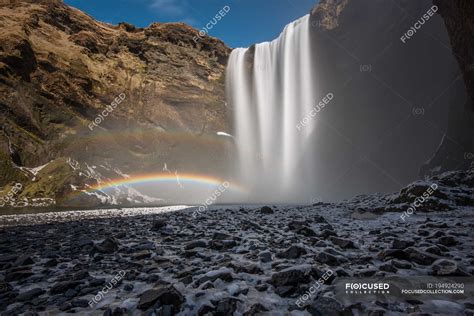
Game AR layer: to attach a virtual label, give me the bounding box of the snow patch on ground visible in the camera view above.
[0,206,189,227]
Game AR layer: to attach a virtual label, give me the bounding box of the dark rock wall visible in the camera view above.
[423,0,474,175]
[308,0,468,200]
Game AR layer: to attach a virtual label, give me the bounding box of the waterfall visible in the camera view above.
[226,15,317,203]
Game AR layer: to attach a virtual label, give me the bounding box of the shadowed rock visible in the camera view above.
[94,237,119,253]
[137,285,184,311]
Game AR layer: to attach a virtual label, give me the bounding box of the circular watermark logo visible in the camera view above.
[360,64,372,73]
[412,107,425,116]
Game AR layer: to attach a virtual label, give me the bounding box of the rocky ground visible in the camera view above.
[0,188,472,315]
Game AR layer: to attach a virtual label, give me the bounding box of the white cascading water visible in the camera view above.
[226,15,317,203]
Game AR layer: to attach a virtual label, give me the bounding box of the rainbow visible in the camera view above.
[68,128,228,148]
[89,172,245,193]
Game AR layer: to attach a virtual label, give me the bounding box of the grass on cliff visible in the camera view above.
[0,152,28,187]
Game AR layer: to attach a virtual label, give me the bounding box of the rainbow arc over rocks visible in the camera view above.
[89,172,245,194]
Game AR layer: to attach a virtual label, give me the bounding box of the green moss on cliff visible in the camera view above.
[0,152,28,187]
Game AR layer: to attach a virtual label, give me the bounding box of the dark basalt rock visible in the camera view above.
[196,268,234,286]
[184,239,207,250]
[0,281,13,294]
[425,245,443,256]
[405,247,439,265]
[270,266,310,287]
[329,236,357,249]
[198,304,215,315]
[392,259,412,269]
[288,220,317,236]
[137,285,184,311]
[5,270,33,282]
[212,232,231,240]
[391,239,415,249]
[198,297,242,316]
[313,215,328,224]
[151,219,167,231]
[103,306,129,316]
[260,206,274,214]
[318,229,337,238]
[277,245,308,259]
[44,258,58,268]
[244,303,269,315]
[94,237,119,254]
[317,251,346,265]
[379,261,398,273]
[72,270,90,281]
[431,259,471,276]
[438,235,458,246]
[0,254,18,263]
[228,261,263,275]
[209,297,242,315]
[13,255,34,266]
[209,239,237,250]
[288,220,307,230]
[259,251,272,263]
[50,281,82,295]
[378,249,410,261]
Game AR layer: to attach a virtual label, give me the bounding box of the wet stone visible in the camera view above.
[16,288,45,301]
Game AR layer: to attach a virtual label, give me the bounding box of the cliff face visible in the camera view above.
[423,0,474,174]
[434,0,474,108]
[0,0,232,207]
[307,0,469,200]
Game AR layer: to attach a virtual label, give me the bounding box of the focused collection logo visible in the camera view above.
[345,282,390,295]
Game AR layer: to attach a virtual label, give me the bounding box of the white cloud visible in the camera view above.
[180,17,199,26]
[150,0,187,16]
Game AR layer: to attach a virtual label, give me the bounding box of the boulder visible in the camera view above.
[316,251,346,266]
[198,297,241,315]
[94,237,119,254]
[260,206,274,214]
[137,285,184,311]
[391,239,415,249]
[288,220,317,236]
[244,303,269,315]
[431,259,471,276]
[277,245,307,259]
[184,240,207,250]
[259,251,272,263]
[270,265,311,287]
[307,297,349,316]
[17,288,45,301]
[50,281,82,295]
[329,237,357,249]
[438,236,458,246]
[196,268,234,285]
[406,247,439,265]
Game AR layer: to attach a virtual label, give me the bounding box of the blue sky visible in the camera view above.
[64,0,317,48]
